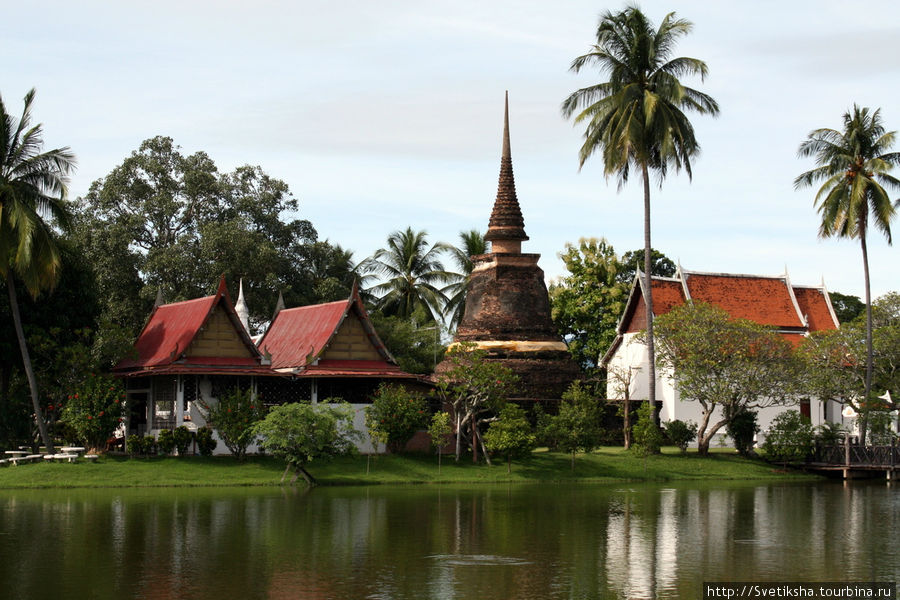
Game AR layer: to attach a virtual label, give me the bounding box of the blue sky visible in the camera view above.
[7,0,899,300]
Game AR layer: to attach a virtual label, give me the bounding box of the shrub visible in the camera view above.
[762,410,814,465]
[198,387,266,460]
[174,426,193,456]
[632,402,663,456]
[663,419,698,453]
[141,435,157,456]
[364,384,428,453]
[157,429,176,455]
[867,410,897,445]
[546,381,604,469]
[196,427,217,456]
[59,373,126,452]
[484,403,535,473]
[726,409,759,456]
[427,412,452,471]
[814,421,847,445]
[127,434,142,457]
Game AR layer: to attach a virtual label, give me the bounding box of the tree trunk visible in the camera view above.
[697,418,728,456]
[477,426,491,466]
[507,454,511,474]
[297,465,318,487]
[7,277,54,453]
[641,161,658,431]
[623,398,632,450]
[860,234,872,446]
[455,411,462,462]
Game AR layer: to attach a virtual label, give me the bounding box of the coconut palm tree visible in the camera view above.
[364,227,452,323]
[443,229,486,331]
[1,88,76,453]
[561,6,718,422]
[795,105,900,442]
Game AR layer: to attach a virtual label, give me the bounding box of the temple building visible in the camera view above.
[435,94,581,401]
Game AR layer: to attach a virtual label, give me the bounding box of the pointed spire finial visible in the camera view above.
[272,290,285,322]
[484,91,528,251]
[154,287,165,308]
[235,278,250,334]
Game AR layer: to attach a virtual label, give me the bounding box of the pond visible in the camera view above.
[0,481,897,599]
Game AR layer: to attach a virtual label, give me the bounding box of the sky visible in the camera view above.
[6,0,900,300]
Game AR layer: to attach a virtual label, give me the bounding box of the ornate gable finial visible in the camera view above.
[235,278,250,334]
[154,287,165,308]
[484,91,528,251]
[271,290,285,322]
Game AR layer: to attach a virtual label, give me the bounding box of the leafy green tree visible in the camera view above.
[197,386,266,460]
[59,373,125,452]
[795,106,900,443]
[363,227,452,323]
[252,401,359,486]
[427,411,452,472]
[651,302,802,455]
[632,401,664,456]
[761,410,814,466]
[618,248,677,285]
[1,88,77,453]
[435,344,517,463]
[484,403,535,473]
[369,307,446,374]
[562,7,719,423]
[364,383,428,453]
[546,381,604,470]
[444,229,486,331]
[549,238,628,369]
[663,419,697,453]
[829,291,865,324]
[725,408,759,457]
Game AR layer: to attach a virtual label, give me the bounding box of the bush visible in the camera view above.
[157,429,176,455]
[127,434,142,457]
[814,421,847,445]
[364,384,428,453]
[663,419,698,453]
[762,410,814,464]
[59,373,126,452]
[726,409,759,456]
[484,403,535,473]
[546,381,604,469]
[867,410,897,445]
[198,387,266,460]
[632,402,663,456]
[196,427,217,456]
[141,435,157,456]
[174,426,193,456]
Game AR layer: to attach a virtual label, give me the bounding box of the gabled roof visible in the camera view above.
[601,266,838,366]
[257,282,400,373]
[114,277,264,374]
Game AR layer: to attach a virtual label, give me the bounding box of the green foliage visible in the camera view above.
[365,384,429,453]
[59,373,125,452]
[427,412,452,467]
[252,401,359,485]
[157,429,176,455]
[867,410,897,445]
[618,248,677,285]
[435,344,518,462]
[174,425,193,456]
[829,291,865,324]
[663,419,698,453]
[198,387,266,460]
[652,302,802,454]
[196,427,217,457]
[363,227,452,323]
[726,409,759,456]
[632,402,663,456]
[126,434,142,457]
[484,403,536,472]
[549,238,629,369]
[532,403,557,449]
[443,229,486,330]
[545,381,604,469]
[369,307,446,374]
[814,421,847,446]
[140,435,157,456]
[762,410,814,464]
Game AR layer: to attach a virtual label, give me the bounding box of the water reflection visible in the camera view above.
[0,481,897,599]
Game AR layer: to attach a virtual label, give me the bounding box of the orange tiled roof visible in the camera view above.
[793,286,839,331]
[682,272,805,330]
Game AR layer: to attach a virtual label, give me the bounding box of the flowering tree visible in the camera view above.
[198,387,266,460]
[364,383,428,453]
[60,373,125,452]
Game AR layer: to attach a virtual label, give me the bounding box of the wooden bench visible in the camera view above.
[85,454,99,463]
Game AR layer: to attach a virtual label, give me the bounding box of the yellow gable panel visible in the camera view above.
[322,311,381,361]
[187,306,254,358]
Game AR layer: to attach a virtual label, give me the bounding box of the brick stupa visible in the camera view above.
[435,94,581,401]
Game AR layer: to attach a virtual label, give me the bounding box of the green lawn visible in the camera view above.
[0,447,818,489]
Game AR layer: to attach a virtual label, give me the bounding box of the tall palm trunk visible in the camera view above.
[641,161,657,425]
[860,233,872,445]
[7,276,54,453]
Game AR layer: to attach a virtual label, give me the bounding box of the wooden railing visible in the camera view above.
[809,442,900,467]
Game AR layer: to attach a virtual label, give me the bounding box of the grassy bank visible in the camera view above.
[0,447,818,489]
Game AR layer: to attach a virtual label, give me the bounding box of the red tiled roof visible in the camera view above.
[683,273,804,329]
[652,279,687,315]
[296,360,417,379]
[793,286,839,331]
[115,296,218,369]
[258,300,349,369]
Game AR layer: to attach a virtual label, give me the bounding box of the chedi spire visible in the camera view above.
[484,91,528,253]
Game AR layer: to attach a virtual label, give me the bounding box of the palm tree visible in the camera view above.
[561,6,718,422]
[443,229,486,330]
[1,89,76,453]
[795,105,900,442]
[364,227,452,323]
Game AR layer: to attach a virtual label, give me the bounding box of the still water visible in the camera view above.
[0,481,897,599]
